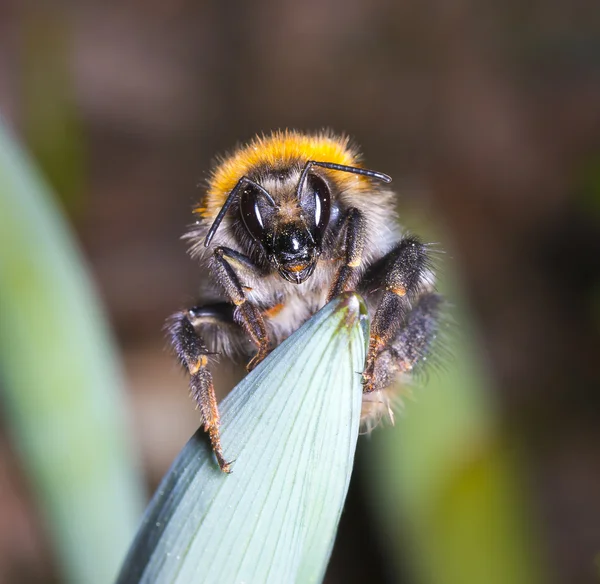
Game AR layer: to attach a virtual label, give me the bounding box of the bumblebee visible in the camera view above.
[168,130,442,472]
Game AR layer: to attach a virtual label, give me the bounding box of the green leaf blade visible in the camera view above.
[118,292,369,584]
[0,119,145,584]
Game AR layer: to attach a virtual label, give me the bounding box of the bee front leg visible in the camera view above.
[328,208,367,300]
[211,246,271,370]
[360,236,433,393]
[167,303,243,473]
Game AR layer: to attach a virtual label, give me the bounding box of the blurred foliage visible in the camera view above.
[577,154,600,217]
[365,268,547,584]
[22,7,85,215]
[0,121,144,584]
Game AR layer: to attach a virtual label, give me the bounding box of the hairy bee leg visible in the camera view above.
[167,305,243,473]
[366,292,443,392]
[360,236,431,393]
[211,246,271,370]
[328,208,367,300]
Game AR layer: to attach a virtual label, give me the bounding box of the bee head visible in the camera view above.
[202,145,392,286]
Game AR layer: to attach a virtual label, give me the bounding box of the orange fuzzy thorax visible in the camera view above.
[196,130,364,221]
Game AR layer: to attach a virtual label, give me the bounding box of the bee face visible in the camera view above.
[239,173,331,284]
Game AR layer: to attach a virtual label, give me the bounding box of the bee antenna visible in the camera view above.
[296,160,391,199]
[313,161,392,184]
[204,177,276,247]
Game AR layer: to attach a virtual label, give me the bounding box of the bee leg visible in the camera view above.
[366,292,443,392]
[360,236,433,393]
[167,304,242,473]
[328,208,367,300]
[211,246,271,371]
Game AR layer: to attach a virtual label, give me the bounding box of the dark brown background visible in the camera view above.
[1,1,599,583]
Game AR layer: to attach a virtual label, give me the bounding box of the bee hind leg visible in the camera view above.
[366,292,444,390]
[167,303,247,473]
[359,236,439,393]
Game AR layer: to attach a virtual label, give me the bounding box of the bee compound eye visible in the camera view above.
[307,174,331,234]
[240,185,268,240]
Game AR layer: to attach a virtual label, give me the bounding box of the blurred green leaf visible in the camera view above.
[117,293,368,584]
[365,274,547,584]
[22,7,86,214]
[0,120,145,584]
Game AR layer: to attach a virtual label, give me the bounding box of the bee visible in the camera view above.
[168,130,443,472]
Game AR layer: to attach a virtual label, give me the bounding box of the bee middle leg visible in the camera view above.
[168,303,248,472]
[359,236,436,393]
